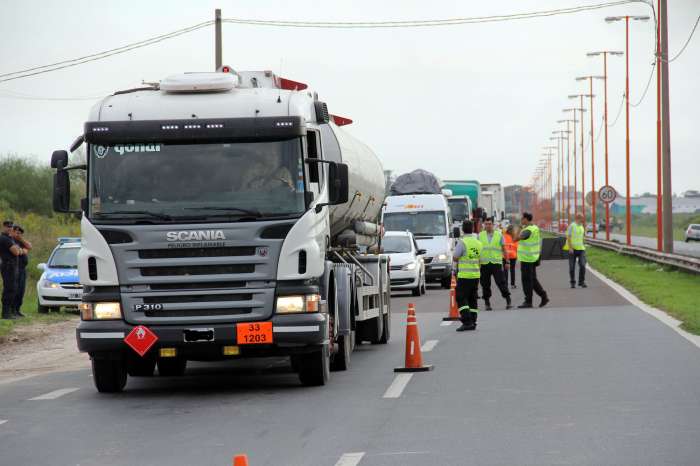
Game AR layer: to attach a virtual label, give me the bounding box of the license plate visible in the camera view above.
[68,292,82,300]
[237,322,273,345]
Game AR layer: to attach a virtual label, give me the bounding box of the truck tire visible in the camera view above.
[378,310,391,344]
[92,358,127,393]
[157,357,187,377]
[298,345,330,386]
[127,354,156,377]
[330,333,351,371]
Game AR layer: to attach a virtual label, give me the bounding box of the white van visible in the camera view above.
[382,194,454,288]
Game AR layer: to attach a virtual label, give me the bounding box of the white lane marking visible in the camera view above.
[28,387,79,400]
[383,373,413,399]
[334,452,365,466]
[440,321,454,326]
[79,332,124,339]
[273,326,319,333]
[421,339,438,352]
[0,420,7,426]
[587,265,700,350]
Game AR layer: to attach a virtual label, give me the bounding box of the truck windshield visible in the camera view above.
[448,199,469,221]
[88,140,305,222]
[383,211,446,237]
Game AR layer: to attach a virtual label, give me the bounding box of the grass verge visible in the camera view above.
[0,284,76,341]
[586,246,700,335]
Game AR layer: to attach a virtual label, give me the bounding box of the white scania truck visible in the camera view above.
[50,68,391,392]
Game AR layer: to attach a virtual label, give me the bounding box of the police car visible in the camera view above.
[36,238,82,313]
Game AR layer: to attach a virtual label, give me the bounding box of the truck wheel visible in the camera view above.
[92,358,127,393]
[127,354,156,377]
[37,299,50,314]
[378,310,391,344]
[298,345,330,386]
[157,357,187,377]
[330,333,351,372]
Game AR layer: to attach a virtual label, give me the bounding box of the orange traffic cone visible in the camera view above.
[443,287,460,321]
[450,274,457,289]
[233,454,249,466]
[394,303,433,372]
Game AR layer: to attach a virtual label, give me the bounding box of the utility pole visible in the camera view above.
[660,0,673,253]
[215,9,222,70]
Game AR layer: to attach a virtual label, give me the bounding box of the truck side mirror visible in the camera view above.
[453,226,461,238]
[53,170,70,213]
[51,150,68,169]
[328,162,349,205]
[417,248,427,255]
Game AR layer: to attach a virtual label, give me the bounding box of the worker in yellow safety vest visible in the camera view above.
[452,220,483,331]
[566,213,588,288]
[517,212,549,309]
[478,217,512,310]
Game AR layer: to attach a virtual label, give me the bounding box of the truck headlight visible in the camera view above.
[276,294,321,314]
[402,262,417,271]
[41,279,60,289]
[437,254,449,262]
[79,302,122,320]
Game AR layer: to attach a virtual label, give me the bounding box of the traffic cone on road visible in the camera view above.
[233,454,249,466]
[395,303,433,372]
[443,275,460,321]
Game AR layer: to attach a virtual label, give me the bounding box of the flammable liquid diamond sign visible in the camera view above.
[124,325,158,357]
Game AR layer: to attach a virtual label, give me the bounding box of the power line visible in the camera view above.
[222,1,645,28]
[629,64,655,107]
[0,21,213,83]
[667,15,699,62]
[608,94,626,127]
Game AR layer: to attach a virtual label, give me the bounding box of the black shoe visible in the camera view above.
[539,296,550,308]
[2,313,17,320]
[14,310,25,318]
[456,324,476,332]
[506,297,512,309]
[579,283,588,288]
[570,283,576,289]
[517,302,533,309]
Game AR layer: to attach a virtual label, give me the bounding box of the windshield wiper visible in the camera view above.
[184,207,262,216]
[96,210,174,221]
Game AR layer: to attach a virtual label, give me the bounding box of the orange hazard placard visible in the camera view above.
[237,322,273,345]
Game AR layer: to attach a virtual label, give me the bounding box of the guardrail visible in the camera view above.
[545,230,700,274]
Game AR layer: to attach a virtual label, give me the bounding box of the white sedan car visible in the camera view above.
[685,224,700,242]
[36,238,82,313]
[384,231,426,296]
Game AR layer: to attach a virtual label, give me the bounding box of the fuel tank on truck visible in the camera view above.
[321,123,386,240]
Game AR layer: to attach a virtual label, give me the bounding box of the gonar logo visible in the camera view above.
[166,230,226,241]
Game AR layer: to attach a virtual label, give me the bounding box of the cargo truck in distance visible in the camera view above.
[50,68,391,392]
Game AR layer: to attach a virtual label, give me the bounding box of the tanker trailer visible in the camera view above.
[50,67,390,392]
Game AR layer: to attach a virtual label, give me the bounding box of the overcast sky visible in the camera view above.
[1,0,698,195]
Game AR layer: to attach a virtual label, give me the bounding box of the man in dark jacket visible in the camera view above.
[11,225,31,317]
[1,220,23,319]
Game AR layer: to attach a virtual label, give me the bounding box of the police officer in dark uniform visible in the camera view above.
[1,220,23,320]
[12,225,31,317]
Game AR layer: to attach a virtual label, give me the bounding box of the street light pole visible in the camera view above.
[606,14,650,246]
[564,106,586,218]
[587,51,623,240]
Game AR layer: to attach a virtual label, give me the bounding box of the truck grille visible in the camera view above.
[145,308,252,318]
[142,294,252,304]
[149,281,246,291]
[140,264,254,277]
[138,247,256,259]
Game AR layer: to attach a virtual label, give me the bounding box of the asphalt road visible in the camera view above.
[1,260,699,466]
[607,232,700,258]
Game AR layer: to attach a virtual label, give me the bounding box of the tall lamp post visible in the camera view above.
[606,14,650,246]
[576,75,604,238]
[556,121,575,226]
[563,107,586,217]
[568,95,591,222]
[587,51,623,241]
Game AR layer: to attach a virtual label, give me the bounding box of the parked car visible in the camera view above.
[36,238,82,313]
[586,223,598,234]
[685,224,700,242]
[384,231,426,296]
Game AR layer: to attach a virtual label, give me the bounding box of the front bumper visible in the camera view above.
[76,313,328,359]
[37,285,83,307]
[425,263,452,281]
[390,269,420,289]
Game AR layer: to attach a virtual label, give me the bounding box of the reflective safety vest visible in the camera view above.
[503,233,518,260]
[478,230,503,264]
[569,224,586,250]
[457,236,482,279]
[517,225,541,263]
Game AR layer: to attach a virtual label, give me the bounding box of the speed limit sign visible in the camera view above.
[599,185,617,204]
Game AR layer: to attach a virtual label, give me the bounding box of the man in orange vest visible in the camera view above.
[503,224,518,289]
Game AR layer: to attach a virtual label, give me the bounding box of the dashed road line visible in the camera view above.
[28,387,79,400]
[421,339,438,352]
[0,420,7,426]
[383,373,413,399]
[440,321,454,326]
[334,452,365,466]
